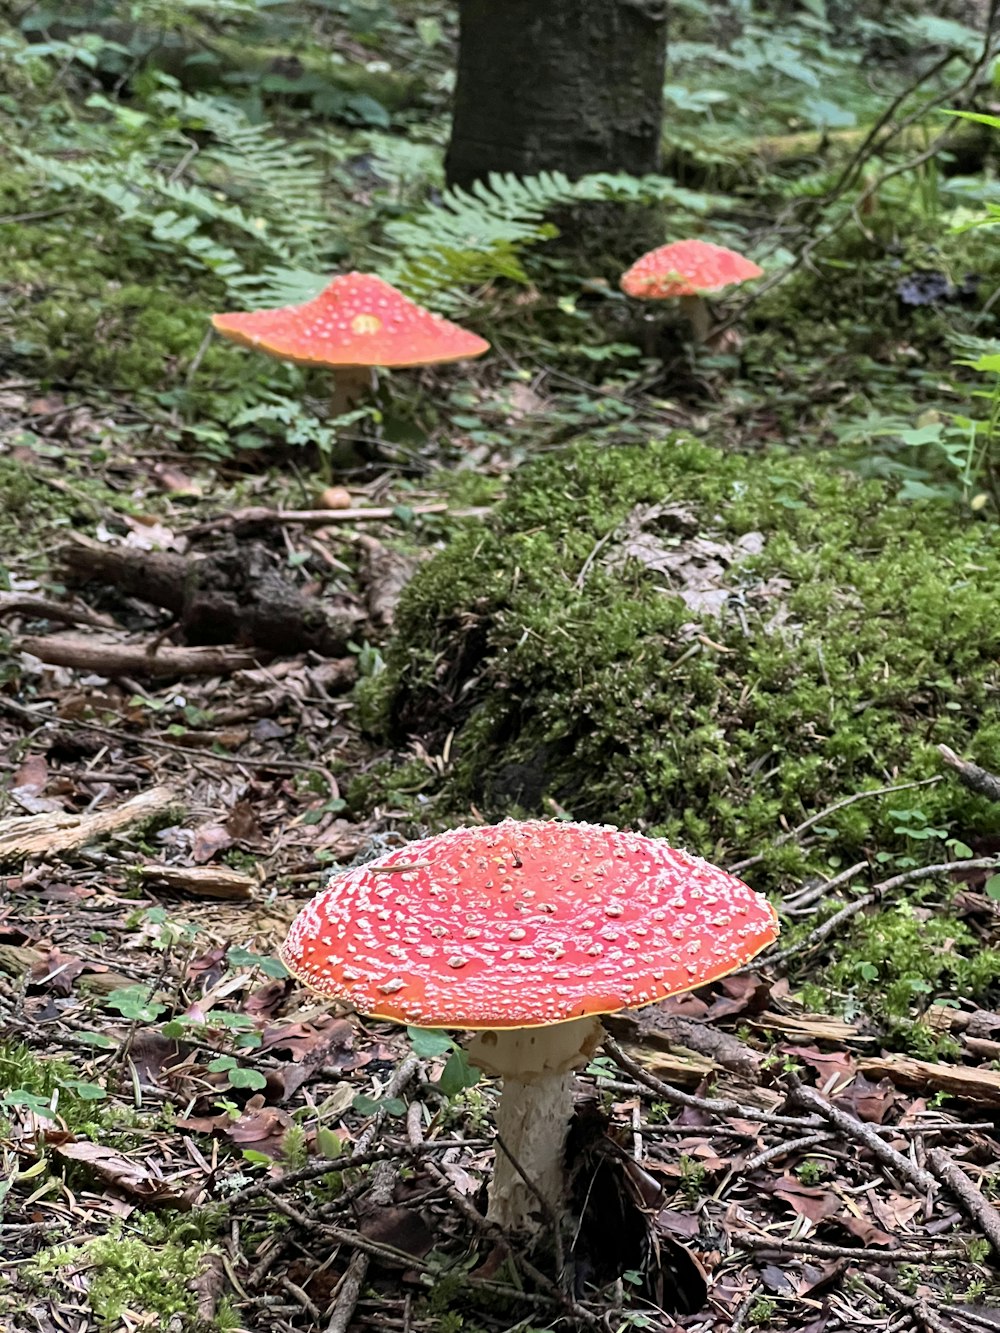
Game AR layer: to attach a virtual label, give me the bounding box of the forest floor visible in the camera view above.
[6,3,1000,1333]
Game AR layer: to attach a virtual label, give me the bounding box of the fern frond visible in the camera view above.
[378,169,721,307]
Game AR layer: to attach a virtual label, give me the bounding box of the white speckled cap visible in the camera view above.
[211,272,489,369]
[280,819,778,1030]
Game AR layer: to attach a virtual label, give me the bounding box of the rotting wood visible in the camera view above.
[136,863,256,901]
[859,1055,1000,1107]
[60,534,361,657]
[0,786,176,864]
[0,943,144,996]
[17,634,263,679]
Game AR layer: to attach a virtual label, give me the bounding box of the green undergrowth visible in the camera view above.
[822,897,1000,1051]
[23,1215,235,1332]
[359,435,1000,880]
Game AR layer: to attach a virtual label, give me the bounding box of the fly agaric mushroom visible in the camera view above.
[280,819,778,1235]
[211,272,489,415]
[620,239,763,344]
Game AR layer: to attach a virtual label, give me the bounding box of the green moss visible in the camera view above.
[828,897,1000,1026]
[25,1215,227,1331]
[366,436,1000,875]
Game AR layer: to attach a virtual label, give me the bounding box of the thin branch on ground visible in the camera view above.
[927,1147,1000,1256]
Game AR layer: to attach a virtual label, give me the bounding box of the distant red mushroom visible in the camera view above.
[280,818,778,1234]
[620,239,763,344]
[211,272,490,414]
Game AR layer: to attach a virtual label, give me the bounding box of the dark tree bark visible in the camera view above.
[445,0,668,188]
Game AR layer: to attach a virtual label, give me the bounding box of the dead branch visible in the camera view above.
[0,591,117,629]
[180,502,450,539]
[0,786,176,864]
[861,1272,954,1333]
[603,1033,822,1130]
[938,744,1000,803]
[136,864,256,901]
[729,1232,968,1263]
[748,857,1000,974]
[927,1147,1000,1257]
[786,1074,937,1197]
[17,633,264,679]
[60,534,360,657]
[860,1055,1000,1108]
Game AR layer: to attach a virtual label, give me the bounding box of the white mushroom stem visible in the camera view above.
[678,294,712,344]
[330,366,374,416]
[466,1014,604,1234]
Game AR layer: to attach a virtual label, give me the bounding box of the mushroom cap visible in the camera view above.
[620,240,763,300]
[210,272,490,369]
[280,819,778,1030]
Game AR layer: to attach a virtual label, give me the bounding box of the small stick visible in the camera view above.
[727,776,942,873]
[938,744,1000,804]
[927,1146,1000,1256]
[603,1034,823,1130]
[786,1075,937,1197]
[861,1272,954,1333]
[325,1058,418,1333]
[181,503,450,539]
[729,1232,969,1263]
[748,857,1000,974]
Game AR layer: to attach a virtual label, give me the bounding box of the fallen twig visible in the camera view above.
[729,1232,969,1263]
[861,1272,955,1333]
[0,591,117,629]
[927,1147,1000,1257]
[938,744,1000,804]
[0,786,176,865]
[16,633,264,679]
[786,1074,937,1197]
[603,1033,821,1130]
[749,857,1000,974]
[180,503,452,539]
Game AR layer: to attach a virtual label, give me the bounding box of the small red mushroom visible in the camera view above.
[211,272,489,414]
[620,239,763,344]
[280,818,778,1234]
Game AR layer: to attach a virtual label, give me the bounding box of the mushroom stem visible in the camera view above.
[330,366,373,416]
[467,1015,604,1234]
[678,294,711,344]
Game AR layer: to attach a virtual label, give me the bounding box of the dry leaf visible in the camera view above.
[53,1142,186,1206]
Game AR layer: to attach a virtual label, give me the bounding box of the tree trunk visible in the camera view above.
[445,0,668,189]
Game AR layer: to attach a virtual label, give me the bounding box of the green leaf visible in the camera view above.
[352,1093,406,1117]
[985,875,1000,900]
[315,1127,344,1159]
[227,1066,267,1091]
[75,1031,116,1049]
[104,985,165,1023]
[62,1080,107,1101]
[406,1026,454,1059]
[436,1050,481,1099]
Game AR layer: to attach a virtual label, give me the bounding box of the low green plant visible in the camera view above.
[24,1215,229,1331]
[361,436,1000,876]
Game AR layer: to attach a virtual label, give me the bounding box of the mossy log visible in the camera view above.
[60,534,360,658]
[664,118,995,186]
[364,437,1000,875]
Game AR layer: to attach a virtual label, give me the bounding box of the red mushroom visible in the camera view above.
[280,819,778,1234]
[620,239,763,344]
[211,272,490,414]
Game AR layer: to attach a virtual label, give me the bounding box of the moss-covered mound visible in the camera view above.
[365,436,1000,874]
